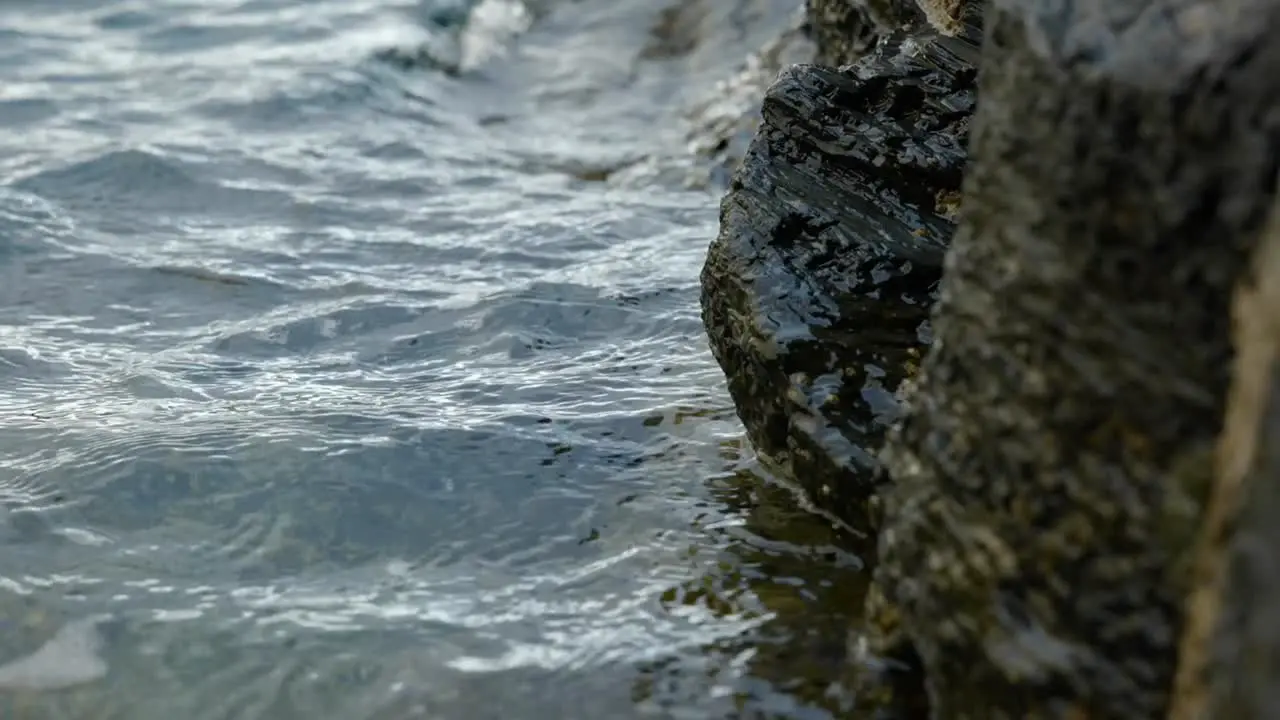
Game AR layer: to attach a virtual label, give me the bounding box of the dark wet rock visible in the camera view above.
[684,0,981,190]
[702,0,1280,716]
[699,19,978,529]
[864,0,1280,717]
[805,0,974,64]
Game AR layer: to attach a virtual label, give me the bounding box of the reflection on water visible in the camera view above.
[635,447,875,719]
[0,423,877,719]
[0,0,882,717]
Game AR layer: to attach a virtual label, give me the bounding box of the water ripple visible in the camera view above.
[0,0,870,717]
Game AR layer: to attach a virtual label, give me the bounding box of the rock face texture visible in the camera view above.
[701,0,1280,717]
[700,3,978,528]
[869,1,1280,716]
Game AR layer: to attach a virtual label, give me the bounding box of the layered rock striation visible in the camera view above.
[700,1,979,527]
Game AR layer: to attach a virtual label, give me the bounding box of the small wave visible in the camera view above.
[13,149,295,220]
[0,1,865,717]
[378,0,533,76]
[0,472,65,510]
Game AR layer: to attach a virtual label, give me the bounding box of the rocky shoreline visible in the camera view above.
[699,0,1280,716]
[701,4,976,532]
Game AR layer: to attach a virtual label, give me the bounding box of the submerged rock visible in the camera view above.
[700,18,978,527]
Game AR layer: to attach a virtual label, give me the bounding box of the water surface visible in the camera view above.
[0,1,870,717]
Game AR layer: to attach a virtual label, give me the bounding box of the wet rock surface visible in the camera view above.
[699,14,977,528]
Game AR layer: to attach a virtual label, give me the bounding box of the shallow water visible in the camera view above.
[0,1,870,717]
